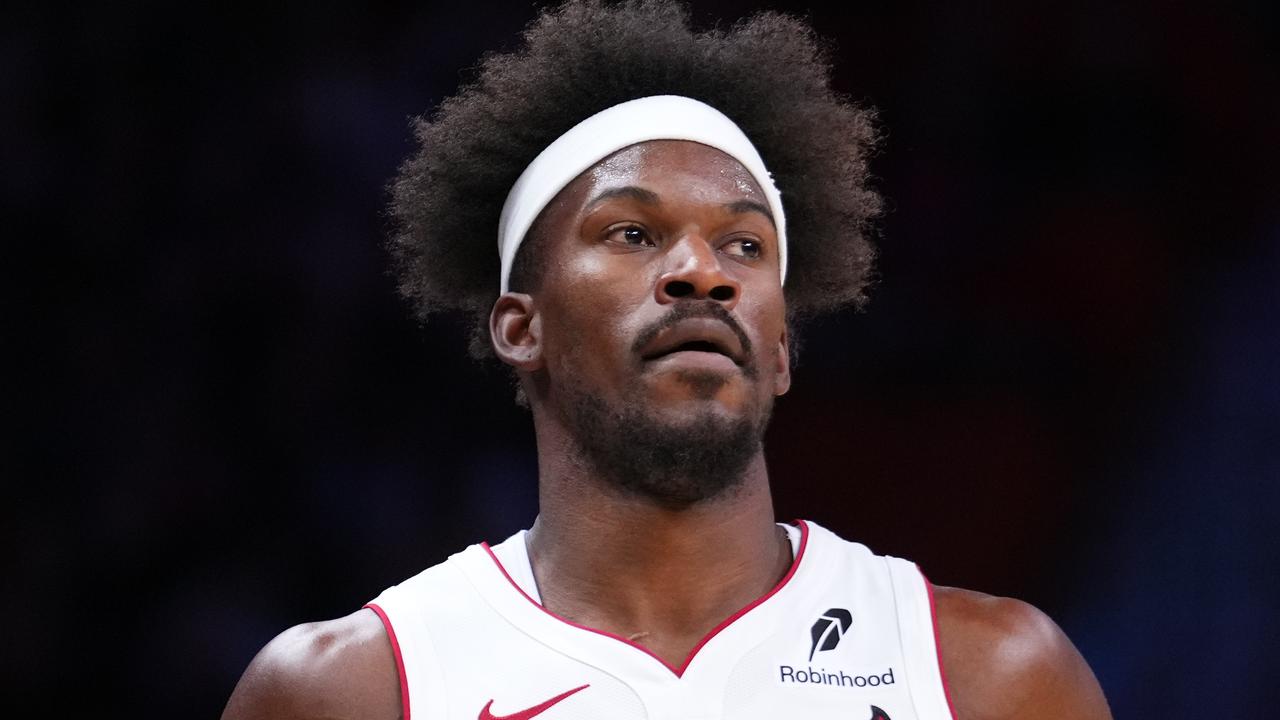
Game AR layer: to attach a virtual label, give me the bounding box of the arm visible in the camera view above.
[221,608,403,720]
[933,586,1112,720]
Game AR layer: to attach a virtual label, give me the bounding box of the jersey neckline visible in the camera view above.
[478,519,811,678]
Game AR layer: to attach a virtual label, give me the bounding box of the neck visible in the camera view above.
[525,417,792,669]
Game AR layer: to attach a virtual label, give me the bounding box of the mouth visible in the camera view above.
[639,318,746,366]
[643,339,733,360]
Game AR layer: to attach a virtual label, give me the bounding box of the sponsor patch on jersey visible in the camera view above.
[788,607,897,692]
[779,664,896,688]
[809,607,853,661]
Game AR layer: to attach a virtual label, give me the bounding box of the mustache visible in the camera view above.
[630,301,754,361]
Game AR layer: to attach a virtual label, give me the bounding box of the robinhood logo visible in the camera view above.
[809,608,852,661]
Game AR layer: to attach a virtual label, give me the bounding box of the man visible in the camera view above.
[223,1,1112,718]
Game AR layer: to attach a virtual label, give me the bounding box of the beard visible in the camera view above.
[563,388,772,507]
[559,303,775,508]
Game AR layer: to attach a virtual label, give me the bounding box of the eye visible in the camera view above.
[607,224,655,247]
[722,237,763,259]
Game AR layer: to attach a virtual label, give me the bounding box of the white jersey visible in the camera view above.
[366,520,957,720]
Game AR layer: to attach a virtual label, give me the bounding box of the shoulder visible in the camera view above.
[931,585,1112,720]
[221,608,402,720]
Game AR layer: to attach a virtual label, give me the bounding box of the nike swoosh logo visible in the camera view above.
[477,684,589,720]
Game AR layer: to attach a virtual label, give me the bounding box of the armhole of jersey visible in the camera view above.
[922,572,960,720]
[365,603,410,720]
[887,559,959,720]
[364,591,449,720]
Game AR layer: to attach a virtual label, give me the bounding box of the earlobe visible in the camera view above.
[774,328,791,397]
[490,293,543,371]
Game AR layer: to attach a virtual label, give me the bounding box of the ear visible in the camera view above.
[773,325,792,397]
[490,293,543,371]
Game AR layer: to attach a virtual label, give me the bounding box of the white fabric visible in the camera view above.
[498,95,788,294]
[366,520,955,719]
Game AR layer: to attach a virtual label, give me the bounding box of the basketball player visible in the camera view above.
[222,2,1112,718]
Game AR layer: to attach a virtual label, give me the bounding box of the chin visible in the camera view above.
[648,368,754,411]
[563,377,775,508]
[648,402,749,438]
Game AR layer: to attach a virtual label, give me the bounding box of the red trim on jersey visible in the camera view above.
[481,519,810,678]
[364,602,411,720]
[921,572,960,720]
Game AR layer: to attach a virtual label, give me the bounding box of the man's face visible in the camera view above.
[521,140,791,504]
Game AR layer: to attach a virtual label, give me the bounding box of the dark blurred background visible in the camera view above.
[6,0,1278,716]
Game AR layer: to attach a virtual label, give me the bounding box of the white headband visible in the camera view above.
[497,95,788,294]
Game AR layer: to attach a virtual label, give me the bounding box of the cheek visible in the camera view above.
[562,247,612,282]
[751,300,789,377]
[541,290,635,380]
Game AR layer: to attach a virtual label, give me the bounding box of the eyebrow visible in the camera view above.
[586,186,775,225]
[587,186,661,207]
[726,198,774,224]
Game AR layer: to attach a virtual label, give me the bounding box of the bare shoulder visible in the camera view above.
[221,608,402,720]
[932,585,1112,720]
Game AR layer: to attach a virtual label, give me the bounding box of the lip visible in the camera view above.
[644,348,741,373]
[639,317,746,365]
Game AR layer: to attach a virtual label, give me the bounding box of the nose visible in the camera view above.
[655,234,740,308]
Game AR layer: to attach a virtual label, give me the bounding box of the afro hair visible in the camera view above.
[388,0,881,358]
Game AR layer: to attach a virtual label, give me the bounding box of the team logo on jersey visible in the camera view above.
[870,705,892,720]
[477,684,589,720]
[809,607,853,660]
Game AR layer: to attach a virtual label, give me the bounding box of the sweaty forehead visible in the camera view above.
[580,140,767,204]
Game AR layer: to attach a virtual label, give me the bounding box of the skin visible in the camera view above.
[222,141,1112,720]
[502,141,793,665]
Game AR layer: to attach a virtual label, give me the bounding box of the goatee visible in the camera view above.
[564,389,771,507]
